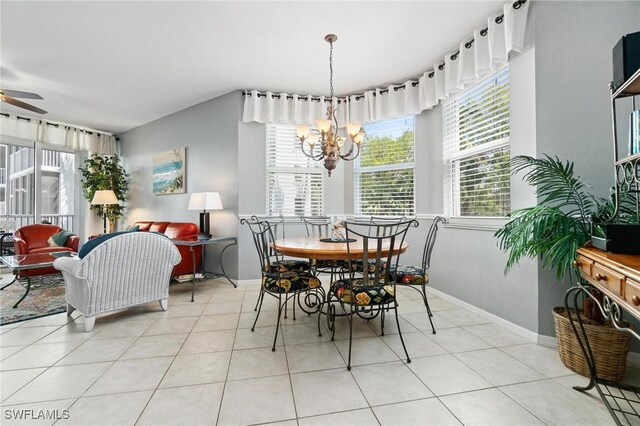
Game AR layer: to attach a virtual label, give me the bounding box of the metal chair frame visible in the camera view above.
[240,216,322,351]
[397,216,446,334]
[325,219,418,370]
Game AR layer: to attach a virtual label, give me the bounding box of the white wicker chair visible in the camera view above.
[53,232,181,331]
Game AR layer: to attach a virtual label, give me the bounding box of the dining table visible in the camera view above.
[272,236,409,261]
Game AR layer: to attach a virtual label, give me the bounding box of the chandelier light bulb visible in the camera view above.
[354,131,365,145]
[315,119,332,134]
[296,126,310,139]
[307,134,320,146]
[346,123,361,138]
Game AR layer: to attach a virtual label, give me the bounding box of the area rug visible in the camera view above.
[0,275,66,325]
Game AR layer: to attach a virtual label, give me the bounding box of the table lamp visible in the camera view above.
[91,190,119,234]
[188,192,223,240]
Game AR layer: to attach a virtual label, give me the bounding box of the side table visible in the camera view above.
[172,236,237,302]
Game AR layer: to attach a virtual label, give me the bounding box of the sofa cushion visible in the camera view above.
[31,246,74,254]
[79,231,129,259]
[47,230,76,247]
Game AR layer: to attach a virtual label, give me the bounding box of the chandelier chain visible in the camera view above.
[329,40,334,100]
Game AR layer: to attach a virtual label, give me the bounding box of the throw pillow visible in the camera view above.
[125,224,140,232]
[78,231,128,259]
[47,230,75,247]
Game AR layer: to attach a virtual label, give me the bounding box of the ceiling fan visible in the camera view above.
[0,89,47,115]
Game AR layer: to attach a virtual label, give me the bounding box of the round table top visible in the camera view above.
[273,236,408,261]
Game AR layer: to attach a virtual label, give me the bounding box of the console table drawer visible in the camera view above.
[575,255,594,278]
[625,279,640,311]
[587,263,625,297]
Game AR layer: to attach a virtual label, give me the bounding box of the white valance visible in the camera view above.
[0,113,117,155]
[243,0,529,126]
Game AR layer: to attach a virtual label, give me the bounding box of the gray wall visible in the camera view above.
[532,1,640,336]
[118,91,241,279]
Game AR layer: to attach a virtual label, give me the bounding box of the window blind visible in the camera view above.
[443,67,510,217]
[355,116,415,216]
[266,124,324,216]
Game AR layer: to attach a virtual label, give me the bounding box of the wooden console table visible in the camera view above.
[570,245,640,424]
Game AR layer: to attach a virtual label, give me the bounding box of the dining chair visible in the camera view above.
[388,216,446,334]
[240,216,322,351]
[327,219,417,370]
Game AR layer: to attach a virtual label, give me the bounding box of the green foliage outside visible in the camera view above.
[79,154,128,223]
[357,129,414,216]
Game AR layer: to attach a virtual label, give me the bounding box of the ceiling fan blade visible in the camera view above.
[0,95,48,114]
[0,89,43,100]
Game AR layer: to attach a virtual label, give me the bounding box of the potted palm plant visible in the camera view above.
[495,154,634,380]
[79,154,128,232]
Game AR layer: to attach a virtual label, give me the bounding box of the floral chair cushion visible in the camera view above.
[265,260,311,274]
[311,258,346,271]
[388,264,429,285]
[343,260,386,274]
[263,270,322,293]
[331,278,395,306]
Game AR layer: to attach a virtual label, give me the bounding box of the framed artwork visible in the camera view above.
[153,147,186,195]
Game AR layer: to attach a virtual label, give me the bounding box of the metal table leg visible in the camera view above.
[190,245,196,302]
[12,275,30,308]
[0,275,17,290]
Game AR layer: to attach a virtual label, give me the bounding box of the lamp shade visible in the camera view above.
[91,190,119,205]
[188,192,223,211]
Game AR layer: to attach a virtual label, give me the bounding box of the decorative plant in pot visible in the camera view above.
[79,154,128,233]
[495,154,636,381]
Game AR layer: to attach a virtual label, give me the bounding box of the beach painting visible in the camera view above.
[153,148,185,195]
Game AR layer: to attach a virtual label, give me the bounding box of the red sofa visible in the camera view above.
[14,224,80,276]
[133,221,201,277]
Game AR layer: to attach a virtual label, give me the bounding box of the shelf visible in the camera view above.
[612,68,640,100]
[615,152,640,167]
[596,378,640,425]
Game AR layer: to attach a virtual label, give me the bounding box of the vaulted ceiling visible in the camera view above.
[1,1,504,133]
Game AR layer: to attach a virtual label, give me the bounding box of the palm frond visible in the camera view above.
[495,206,587,281]
[511,155,598,228]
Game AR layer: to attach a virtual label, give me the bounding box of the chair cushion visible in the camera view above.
[311,259,346,270]
[31,246,74,254]
[389,265,429,285]
[344,260,387,274]
[331,278,395,306]
[265,260,311,274]
[263,270,321,293]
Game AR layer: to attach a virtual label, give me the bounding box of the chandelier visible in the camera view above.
[296,34,365,177]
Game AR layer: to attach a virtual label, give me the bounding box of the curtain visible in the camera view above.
[242,0,529,126]
[0,113,117,155]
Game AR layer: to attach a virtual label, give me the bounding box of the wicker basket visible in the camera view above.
[553,307,630,381]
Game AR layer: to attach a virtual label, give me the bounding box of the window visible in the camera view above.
[354,116,415,216]
[443,66,510,217]
[266,124,324,216]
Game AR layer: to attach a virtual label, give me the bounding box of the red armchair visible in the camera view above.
[133,221,201,277]
[14,224,80,276]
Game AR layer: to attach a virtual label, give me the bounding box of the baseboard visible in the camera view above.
[429,287,539,343]
[235,279,261,286]
[536,334,558,348]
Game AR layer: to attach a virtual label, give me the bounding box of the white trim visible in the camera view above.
[444,216,507,231]
[536,334,558,349]
[234,279,262,287]
[429,287,538,343]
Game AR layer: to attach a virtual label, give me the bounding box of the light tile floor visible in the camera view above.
[0,276,631,425]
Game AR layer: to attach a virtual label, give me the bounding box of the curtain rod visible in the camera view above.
[0,111,113,137]
[243,0,526,102]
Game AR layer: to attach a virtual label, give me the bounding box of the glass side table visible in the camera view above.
[172,236,237,302]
